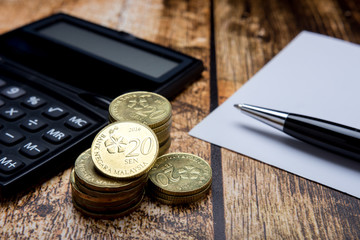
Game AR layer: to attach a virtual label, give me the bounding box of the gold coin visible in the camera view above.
[149,153,212,196]
[159,136,171,147]
[109,91,172,129]
[109,114,115,123]
[72,192,144,219]
[75,175,146,198]
[70,169,144,204]
[149,180,212,199]
[72,187,143,208]
[152,119,172,133]
[155,124,171,143]
[91,121,159,179]
[149,184,211,205]
[158,137,171,156]
[75,190,144,213]
[158,146,170,157]
[74,149,148,192]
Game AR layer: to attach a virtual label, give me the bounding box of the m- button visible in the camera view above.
[43,128,70,144]
[20,141,48,158]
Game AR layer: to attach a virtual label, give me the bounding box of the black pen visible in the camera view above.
[234,104,360,161]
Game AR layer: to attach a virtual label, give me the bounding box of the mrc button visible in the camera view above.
[43,128,70,144]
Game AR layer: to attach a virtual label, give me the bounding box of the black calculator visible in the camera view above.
[0,13,203,194]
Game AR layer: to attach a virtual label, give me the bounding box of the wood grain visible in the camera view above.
[0,0,212,239]
[214,0,360,239]
[1,0,360,239]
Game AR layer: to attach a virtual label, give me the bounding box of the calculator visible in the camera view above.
[0,13,203,194]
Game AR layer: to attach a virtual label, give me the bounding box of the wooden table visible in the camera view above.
[1,0,360,239]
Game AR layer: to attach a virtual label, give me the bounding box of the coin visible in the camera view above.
[91,121,159,179]
[149,183,211,205]
[158,137,171,156]
[72,192,144,219]
[109,91,172,129]
[72,187,143,208]
[70,169,143,204]
[74,175,146,199]
[155,124,171,144]
[75,190,145,213]
[152,119,172,133]
[148,153,212,196]
[74,149,148,192]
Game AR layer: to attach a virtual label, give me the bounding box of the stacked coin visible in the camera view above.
[109,91,172,156]
[71,121,159,218]
[147,153,212,204]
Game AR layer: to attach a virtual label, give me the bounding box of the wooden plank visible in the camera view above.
[2,0,359,238]
[0,0,213,239]
[214,0,360,239]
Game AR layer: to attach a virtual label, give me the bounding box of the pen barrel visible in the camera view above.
[284,114,360,160]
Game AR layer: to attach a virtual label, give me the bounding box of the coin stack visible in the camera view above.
[108,91,172,156]
[71,121,159,218]
[147,153,212,205]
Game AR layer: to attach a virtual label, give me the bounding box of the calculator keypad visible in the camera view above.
[1,86,26,99]
[19,141,49,158]
[23,96,46,109]
[0,129,25,145]
[0,75,96,179]
[1,107,25,121]
[43,106,68,119]
[21,117,47,132]
[65,115,90,130]
[0,79,6,87]
[43,128,70,144]
[0,155,23,173]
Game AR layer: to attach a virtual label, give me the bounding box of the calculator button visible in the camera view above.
[65,115,90,130]
[21,118,47,132]
[43,106,68,119]
[43,128,70,144]
[0,129,25,146]
[0,155,23,173]
[0,79,6,87]
[23,96,47,109]
[0,99,4,107]
[20,141,49,158]
[1,107,25,121]
[1,86,26,99]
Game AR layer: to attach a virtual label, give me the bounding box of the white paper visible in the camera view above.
[189,31,360,198]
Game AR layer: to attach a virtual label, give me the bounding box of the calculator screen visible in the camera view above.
[0,13,203,101]
[38,22,179,79]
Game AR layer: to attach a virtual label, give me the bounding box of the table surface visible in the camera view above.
[1,0,360,239]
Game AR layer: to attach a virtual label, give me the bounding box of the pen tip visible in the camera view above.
[234,104,244,110]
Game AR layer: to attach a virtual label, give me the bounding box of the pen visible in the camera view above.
[234,103,360,161]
